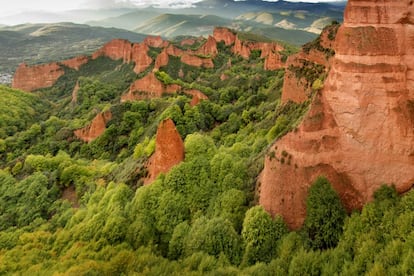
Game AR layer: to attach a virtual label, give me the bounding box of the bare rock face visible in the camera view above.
[121,72,181,102]
[144,35,165,48]
[196,36,218,57]
[131,43,153,74]
[92,39,132,62]
[281,24,338,104]
[61,56,89,70]
[155,48,169,69]
[74,111,112,143]
[260,0,414,229]
[12,62,64,92]
[144,119,184,185]
[185,89,208,106]
[181,38,196,46]
[181,53,214,68]
[232,36,285,70]
[264,51,284,71]
[213,27,236,46]
[92,39,152,73]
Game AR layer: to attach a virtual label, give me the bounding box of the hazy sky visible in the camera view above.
[0,0,343,15]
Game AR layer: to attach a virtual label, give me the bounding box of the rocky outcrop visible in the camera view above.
[144,35,165,48]
[232,36,285,70]
[155,48,169,69]
[185,89,208,106]
[213,27,236,46]
[61,56,89,70]
[131,43,153,74]
[260,0,414,229]
[92,39,132,62]
[281,24,338,104]
[181,53,214,68]
[12,62,64,92]
[121,73,181,102]
[144,119,184,185]
[74,111,112,143]
[196,36,218,57]
[264,51,284,71]
[92,39,152,74]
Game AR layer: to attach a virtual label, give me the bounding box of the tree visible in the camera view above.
[241,206,288,266]
[304,176,346,250]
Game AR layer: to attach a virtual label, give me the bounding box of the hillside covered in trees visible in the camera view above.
[0,22,413,275]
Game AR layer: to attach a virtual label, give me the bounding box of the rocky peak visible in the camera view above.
[196,36,218,57]
[74,111,112,143]
[260,0,414,229]
[144,119,184,185]
[92,39,132,62]
[213,27,236,46]
[131,43,153,74]
[144,35,165,48]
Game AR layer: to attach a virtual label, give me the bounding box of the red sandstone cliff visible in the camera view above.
[92,39,152,73]
[92,39,133,62]
[12,62,65,92]
[232,35,285,70]
[181,53,214,68]
[213,27,236,46]
[121,72,181,102]
[131,43,153,74]
[61,56,89,70]
[144,35,165,48]
[260,0,414,229]
[155,48,169,69]
[281,24,338,103]
[144,119,184,184]
[74,111,112,143]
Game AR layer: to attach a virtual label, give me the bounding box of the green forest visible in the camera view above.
[0,31,413,275]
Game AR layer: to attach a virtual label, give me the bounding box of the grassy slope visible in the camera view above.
[0,86,49,138]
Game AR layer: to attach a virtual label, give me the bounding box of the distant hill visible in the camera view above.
[134,14,232,37]
[87,10,161,30]
[0,22,147,73]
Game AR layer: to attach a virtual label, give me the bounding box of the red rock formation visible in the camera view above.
[196,36,218,57]
[281,25,338,103]
[264,51,284,71]
[166,44,185,57]
[121,72,181,102]
[181,38,196,46]
[144,35,165,48]
[92,39,132,62]
[92,39,152,73]
[12,62,64,92]
[260,0,414,229]
[74,111,112,143]
[144,119,184,184]
[131,43,153,74]
[155,48,169,69]
[233,36,251,59]
[181,53,214,68]
[61,56,89,70]
[213,27,236,46]
[185,89,208,106]
[71,81,80,104]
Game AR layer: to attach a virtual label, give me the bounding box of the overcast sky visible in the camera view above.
[0,0,343,15]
